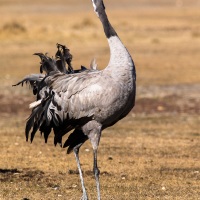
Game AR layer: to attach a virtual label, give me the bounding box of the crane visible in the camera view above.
[14,0,136,199]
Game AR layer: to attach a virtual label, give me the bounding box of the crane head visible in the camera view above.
[91,0,105,16]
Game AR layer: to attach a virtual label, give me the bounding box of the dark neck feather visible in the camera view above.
[99,11,117,38]
[95,2,117,38]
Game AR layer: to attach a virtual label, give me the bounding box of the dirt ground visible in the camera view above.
[0,0,200,199]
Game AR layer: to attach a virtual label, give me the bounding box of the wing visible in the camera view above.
[13,43,101,146]
[26,70,105,146]
[48,71,103,114]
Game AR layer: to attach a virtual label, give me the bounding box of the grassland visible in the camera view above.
[0,0,200,199]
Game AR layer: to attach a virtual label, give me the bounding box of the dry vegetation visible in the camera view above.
[0,0,200,199]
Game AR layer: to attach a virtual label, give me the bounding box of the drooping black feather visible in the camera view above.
[56,43,73,73]
[63,129,88,154]
[34,53,58,74]
[14,43,93,150]
[12,74,44,90]
[30,122,39,143]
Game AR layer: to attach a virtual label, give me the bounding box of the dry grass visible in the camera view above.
[0,114,200,199]
[0,0,200,199]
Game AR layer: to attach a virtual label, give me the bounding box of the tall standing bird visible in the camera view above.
[14,0,136,199]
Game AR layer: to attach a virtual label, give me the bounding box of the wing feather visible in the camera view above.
[25,69,104,144]
[48,72,102,117]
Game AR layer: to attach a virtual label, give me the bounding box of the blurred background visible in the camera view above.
[0,0,200,113]
[0,0,200,199]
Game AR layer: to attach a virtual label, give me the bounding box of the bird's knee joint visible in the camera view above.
[73,147,79,154]
[94,167,100,176]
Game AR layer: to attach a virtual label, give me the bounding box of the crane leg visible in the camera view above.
[84,122,102,199]
[73,146,88,200]
[93,148,101,200]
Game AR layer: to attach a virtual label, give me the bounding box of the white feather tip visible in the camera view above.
[29,99,42,109]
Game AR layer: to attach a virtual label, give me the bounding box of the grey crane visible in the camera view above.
[14,0,136,199]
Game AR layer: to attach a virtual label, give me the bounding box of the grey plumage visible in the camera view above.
[14,0,136,199]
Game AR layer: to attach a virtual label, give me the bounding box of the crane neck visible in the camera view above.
[95,2,135,75]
